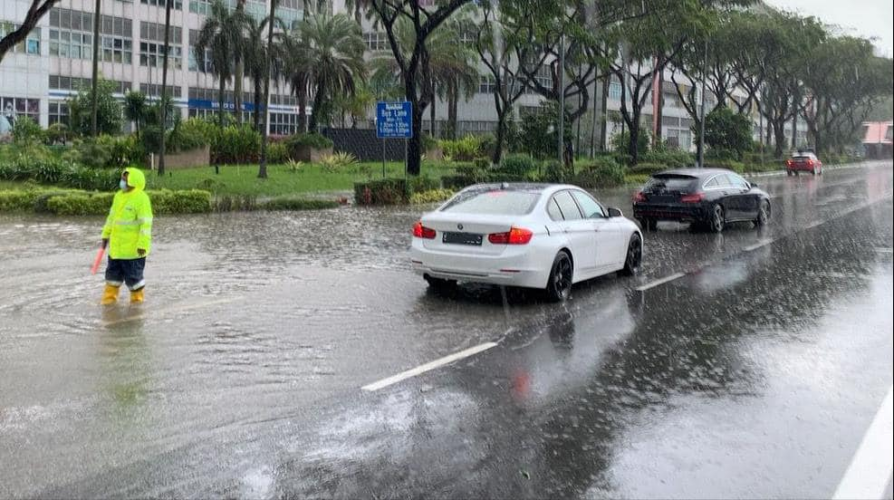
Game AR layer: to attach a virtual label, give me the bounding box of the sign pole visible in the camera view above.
[382,137,386,179]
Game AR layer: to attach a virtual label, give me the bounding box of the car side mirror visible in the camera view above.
[749,182,758,189]
[607,207,623,218]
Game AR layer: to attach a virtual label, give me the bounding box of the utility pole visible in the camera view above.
[158,0,172,176]
[697,39,708,168]
[90,0,101,136]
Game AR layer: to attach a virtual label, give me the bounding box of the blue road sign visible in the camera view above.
[376,101,413,139]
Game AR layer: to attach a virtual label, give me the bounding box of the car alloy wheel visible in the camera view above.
[546,251,573,302]
[621,234,643,276]
[710,205,725,233]
[756,200,770,227]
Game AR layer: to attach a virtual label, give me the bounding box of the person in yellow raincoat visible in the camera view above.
[100,167,153,305]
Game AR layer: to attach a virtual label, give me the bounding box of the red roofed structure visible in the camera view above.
[862,121,893,158]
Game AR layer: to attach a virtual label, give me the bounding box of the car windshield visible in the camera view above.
[440,189,540,215]
[645,175,700,192]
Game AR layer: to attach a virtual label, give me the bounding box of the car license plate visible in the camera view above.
[443,232,483,246]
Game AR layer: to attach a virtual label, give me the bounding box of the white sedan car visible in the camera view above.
[410,183,643,301]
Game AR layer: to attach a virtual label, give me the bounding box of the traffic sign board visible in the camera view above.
[376,101,413,139]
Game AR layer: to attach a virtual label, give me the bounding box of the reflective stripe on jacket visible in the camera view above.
[101,167,153,260]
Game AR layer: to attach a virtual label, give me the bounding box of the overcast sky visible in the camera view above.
[766,0,893,57]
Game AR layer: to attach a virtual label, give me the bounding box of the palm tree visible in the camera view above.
[297,13,366,133]
[258,0,278,179]
[124,90,147,137]
[194,0,249,128]
[244,15,288,132]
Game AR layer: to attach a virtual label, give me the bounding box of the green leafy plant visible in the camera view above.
[285,158,304,174]
[497,154,536,177]
[410,189,456,204]
[11,117,44,145]
[320,152,358,172]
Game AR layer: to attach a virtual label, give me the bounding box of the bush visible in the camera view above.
[742,162,779,173]
[453,162,480,178]
[478,133,496,159]
[497,154,536,177]
[213,125,261,164]
[259,198,340,211]
[410,189,456,204]
[640,150,694,169]
[68,135,143,169]
[628,162,669,176]
[41,189,212,215]
[542,160,572,183]
[474,157,490,170]
[518,103,572,159]
[625,174,651,186]
[696,106,753,160]
[439,135,483,161]
[573,161,626,189]
[61,166,120,191]
[441,175,477,191]
[45,123,74,145]
[286,133,334,151]
[703,159,745,173]
[11,117,44,145]
[0,191,40,212]
[267,142,289,164]
[168,118,212,153]
[213,194,257,212]
[408,175,440,194]
[611,127,650,156]
[704,148,739,161]
[354,178,410,205]
[320,152,358,172]
[422,134,438,151]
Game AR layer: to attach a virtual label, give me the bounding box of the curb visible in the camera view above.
[742,161,873,179]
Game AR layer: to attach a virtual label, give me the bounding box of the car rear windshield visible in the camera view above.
[645,175,700,193]
[440,190,540,215]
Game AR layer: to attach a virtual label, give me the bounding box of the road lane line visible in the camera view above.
[744,239,775,252]
[635,272,687,292]
[833,386,894,500]
[362,342,499,392]
[875,248,893,254]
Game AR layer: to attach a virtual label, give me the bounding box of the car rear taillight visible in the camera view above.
[807,159,815,166]
[412,221,436,239]
[633,191,646,203]
[786,159,794,167]
[488,227,533,245]
[680,192,705,203]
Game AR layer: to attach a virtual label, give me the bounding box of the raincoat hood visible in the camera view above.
[124,167,146,192]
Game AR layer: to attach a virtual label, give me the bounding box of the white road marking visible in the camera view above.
[875,248,893,254]
[744,239,775,252]
[833,386,894,500]
[362,342,499,392]
[635,272,687,292]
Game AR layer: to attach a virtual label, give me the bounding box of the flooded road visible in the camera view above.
[1,163,892,499]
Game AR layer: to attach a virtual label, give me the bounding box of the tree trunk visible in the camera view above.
[90,0,101,136]
[404,74,423,177]
[628,110,641,165]
[448,82,458,140]
[297,81,308,133]
[253,77,262,131]
[158,0,172,176]
[216,73,225,174]
[234,0,245,124]
[492,110,506,165]
[599,76,608,151]
[773,119,786,159]
[429,89,436,138]
[308,79,326,133]
[258,0,276,179]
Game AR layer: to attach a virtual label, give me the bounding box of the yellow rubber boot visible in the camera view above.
[130,288,145,304]
[101,284,120,305]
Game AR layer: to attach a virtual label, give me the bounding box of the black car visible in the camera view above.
[632,168,771,233]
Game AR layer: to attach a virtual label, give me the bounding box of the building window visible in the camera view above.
[478,75,496,95]
[140,42,182,68]
[49,9,132,63]
[609,78,622,100]
[140,83,182,99]
[1,23,42,55]
[141,0,183,9]
[1,96,40,124]
[363,32,388,52]
[50,75,131,94]
[269,112,299,135]
[48,102,70,125]
[188,29,213,72]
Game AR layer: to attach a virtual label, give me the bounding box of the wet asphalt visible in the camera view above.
[0,162,892,499]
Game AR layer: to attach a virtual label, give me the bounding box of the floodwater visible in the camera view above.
[1,162,892,498]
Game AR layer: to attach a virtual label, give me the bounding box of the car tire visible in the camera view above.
[620,233,643,276]
[812,167,818,176]
[545,251,573,302]
[708,204,725,233]
[755,200,770,227]
[787,170,794,177]
[425,276,456,291]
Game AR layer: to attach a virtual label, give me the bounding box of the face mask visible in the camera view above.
[119,180,128,190]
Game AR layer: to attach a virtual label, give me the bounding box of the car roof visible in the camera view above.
[653,168,737,178]
[463,183,586,195]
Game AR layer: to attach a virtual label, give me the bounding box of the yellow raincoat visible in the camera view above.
[101,167,153,260]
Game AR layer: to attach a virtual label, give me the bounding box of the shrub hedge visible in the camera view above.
[0,157,121,191]
[497,154,537,177]
[354,178,410,205]
[573,161,626,189]
[627,162,669,176]
[0,188,212,214]
[259,198,340,211]
[410,189,456,205]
